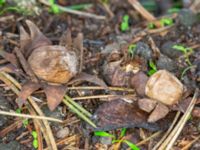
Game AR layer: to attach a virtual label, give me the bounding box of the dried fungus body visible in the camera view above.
[15,20,81,110]
[28,46,78,84]
[137,70,184,122]
[145,70,184,105]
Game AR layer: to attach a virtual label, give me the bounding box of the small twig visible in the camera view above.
[63,98,96,128]
[136,131,162,146]
[128,0,155,21]
[0,110,63,123]
[182,135,200,150]
[0,72,58,150]
[39,0,106,20]
[148,36,161,58]
[67,86,134,92]
[158,88,199,150]
[65,95,92,117]
[152,111,181,150]
[72,94,117,100]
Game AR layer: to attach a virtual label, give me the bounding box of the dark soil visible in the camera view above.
[0,0,200,150]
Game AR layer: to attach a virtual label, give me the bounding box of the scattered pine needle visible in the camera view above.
[0,110,63,123]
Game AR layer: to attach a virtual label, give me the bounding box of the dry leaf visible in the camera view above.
[138,98,157,113]
[17,81,41,107]
[43,84,66,111]
[90,99,174,131]
[148,103,169,122]
[68,72,107,89]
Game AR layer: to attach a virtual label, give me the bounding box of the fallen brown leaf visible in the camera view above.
[90,99,174,132]
[68,72,107,89]
[17,81,41,107]
[148,103,169,123]
[43,84,66,111]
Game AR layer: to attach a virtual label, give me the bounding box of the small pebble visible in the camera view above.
[56,127,70,139]
[0,141,21,150]
[156,54,177,72]
[161,41,182,59]
[100,136,112,145]
[178,9,197,27]
[135,42,152,60]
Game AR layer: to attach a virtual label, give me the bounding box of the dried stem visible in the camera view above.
[0,110,63,123]
[158,88,199,150]
[152,111,181,150]
[128,0,155,21]
[0,72,58,150]
[39,0,106,20]
[67,86,134,92]
[63,97,96,128]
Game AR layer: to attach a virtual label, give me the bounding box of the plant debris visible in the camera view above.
[0,0,200,149]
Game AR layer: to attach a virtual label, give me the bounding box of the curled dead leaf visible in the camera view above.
[138,98,157,113]
[148,103,169,123]
[89,99,175,132]
[43,84,66,111]
[17,81,41,107]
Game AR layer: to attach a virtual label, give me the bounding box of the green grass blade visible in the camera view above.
[67,4,93,10]
[123,140,140,150]
[120,128,127,138]
[94,131,115,138]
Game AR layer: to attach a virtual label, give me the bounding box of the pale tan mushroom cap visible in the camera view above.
[28,45,78,84]
[145,70,184,105]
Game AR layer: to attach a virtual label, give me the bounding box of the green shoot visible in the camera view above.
[167,8,180,14]
[66,4,92,10]
[173,45,193,65]
[49,0,60,14]
[120,128,127,138]
[0,0,5,6]
[123,140,140,150]
[16,108,21,114]
[94,128,140,150]
[181,65,196,79]
[128,44,136,58]
[173,45,187,53]
[148,60,157,76]
[160,18,173,27]
[32,139,38,149]
[32,131,38,139]
[22,119,29,127]
[94,131,115,138]
[121,15,130,32]
[148,22,156,29]
[16,108,29,127]
[32,131,38,149]
[101,0,109,4]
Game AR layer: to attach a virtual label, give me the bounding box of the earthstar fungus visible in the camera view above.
[17,20,80,110]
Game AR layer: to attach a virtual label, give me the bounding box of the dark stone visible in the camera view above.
[161,41,182,59]
[135,42,152,60]
[88,99,175,132]
[41,105,63,126]
[0,141,21,150]
[0,96,11,127]
[178,9,197,27]
[156,54,178,72]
